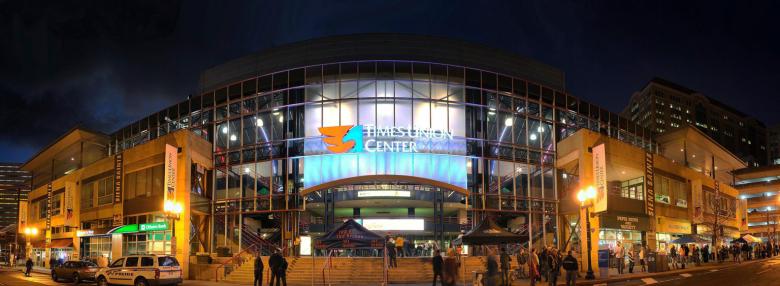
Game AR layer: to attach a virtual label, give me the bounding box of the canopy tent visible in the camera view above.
[460,217,524,245]
[314,219,385,249]
[313,219,387,285]
[731,237,748,244]
[741,234,763,243]
[670,235,709,244]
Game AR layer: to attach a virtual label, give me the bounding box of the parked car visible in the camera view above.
[95,255,182,286]
[51,260,101,284]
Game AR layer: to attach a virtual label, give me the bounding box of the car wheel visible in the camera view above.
[52,272,59,282]
[134,277,149,286]
[72,273,80,285]
[97,276,109,286]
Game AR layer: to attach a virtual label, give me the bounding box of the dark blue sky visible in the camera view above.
[1,0,779,163]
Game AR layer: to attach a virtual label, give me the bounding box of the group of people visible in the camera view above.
[431,248,462,286]
[388,235,440,257]
[253,249,289,286]
[476,245,579,286]
[613,242,647,273]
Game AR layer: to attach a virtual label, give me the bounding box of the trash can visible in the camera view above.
[646,252,657,273]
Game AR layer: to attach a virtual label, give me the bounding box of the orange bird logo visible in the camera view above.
[319,125,363,153]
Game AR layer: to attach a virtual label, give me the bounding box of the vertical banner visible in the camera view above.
[113,153,124,226]
[164,144,178,203]
[46,183,52,230]
[692,180,703,224]
[64,182,75,227]
[18,200,27,227]
[644,152,655,216]
[592,143,608,213]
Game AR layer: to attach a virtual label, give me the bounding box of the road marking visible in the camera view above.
[709,269,718,272]
[641,277,658,285]
[679,273,693,277]
[757,268,772,275]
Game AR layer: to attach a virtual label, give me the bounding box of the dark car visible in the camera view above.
[52,260,101,284]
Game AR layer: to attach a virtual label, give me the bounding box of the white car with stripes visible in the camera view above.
[96,255,182,286]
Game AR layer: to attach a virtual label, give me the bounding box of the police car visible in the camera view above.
[95,255,182,286]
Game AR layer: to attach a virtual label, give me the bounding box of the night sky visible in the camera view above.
[2,1,779,163]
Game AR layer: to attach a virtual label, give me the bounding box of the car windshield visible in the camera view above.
[83,261,98,267]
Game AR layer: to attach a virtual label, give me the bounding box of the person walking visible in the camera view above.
[500,248,511,286]
[547,249,560,286]
[25,257,33,277]
[627,248,635,274]
[561,251,578,286]
[484,249,499,286]
[268,249,282,286]
[615,242,624,274]
[516,248,528,278]
[275,256,287,286]
[539,247,549,282]
[387,239,398,268]
[669,245,678,269]
[432,250,443,286]
[702,245,709,263]
[442,248,459,286]
[639,246,646,272]
[254,255,264,286]
[528,249,540,286]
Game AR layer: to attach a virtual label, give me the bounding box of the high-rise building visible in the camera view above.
[768,124,780,165]
[622,77,768,166]
[0,163,31,239]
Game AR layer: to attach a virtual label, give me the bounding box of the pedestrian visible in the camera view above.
[484,249,499,286]
[442,248,459,286]
[547,249,560,286]
[254,254,264,286]
[539,247,549,282]
[670,245,677,269]
[639,246,646,272]
[432,250,443,286]
[275,256,287,286]
[25,257,32,277]
[702,245,709,263]
[387,239,398,268]
[627,248,635,273]
[268,249,282,286]
[517,248,528,278]
[396,236,405,258]
[500,248,511,286]
[615,242,624,274]
[561,251,578,286]
[528,249,540,286]
[49,256,55,269]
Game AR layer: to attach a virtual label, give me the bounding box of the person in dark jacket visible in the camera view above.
[254,255,264,286]
[499,248,511,286]
[25,258,33,277]
[268,250,283,286]
[276,257,287,286]
[485,250,499,286]
[432,250,443,286]
[387,240,398,268]
[547,249,561,286]
[561,251,578,286]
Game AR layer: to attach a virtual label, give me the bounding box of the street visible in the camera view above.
[606,257,780,286]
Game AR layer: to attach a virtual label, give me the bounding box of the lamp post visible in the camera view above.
[163,200,183,256]
[23,227,38,261]
[577,186,597,280]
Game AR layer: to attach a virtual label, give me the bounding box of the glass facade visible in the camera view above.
[108,60,654,254]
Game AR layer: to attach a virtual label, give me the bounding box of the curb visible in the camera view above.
[576,258,772,285]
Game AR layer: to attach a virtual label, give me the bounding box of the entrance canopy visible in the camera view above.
[314,219,385,249]
[460,217,524,245]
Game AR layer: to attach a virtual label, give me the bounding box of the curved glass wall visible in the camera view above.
[111,60,655,253]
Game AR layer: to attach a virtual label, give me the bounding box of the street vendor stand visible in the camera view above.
[313,219,386,286]
[460,217,525,286]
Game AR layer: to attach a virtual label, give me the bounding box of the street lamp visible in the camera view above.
[577,186,597,280]
[163,200,183,256]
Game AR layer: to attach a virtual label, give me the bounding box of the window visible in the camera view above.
[81,180,94,209]
[125,257,138,267]
[125,165,163,200]
[620,177,644,201]
[158,257,179,267]
[141,257,155,267]
[110,258,124,268]
[81,236,111,261]
[97,177,113,206]
[38,199,47,219]
[52,193,62,216]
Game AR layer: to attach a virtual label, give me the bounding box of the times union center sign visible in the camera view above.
[319,124,454,154]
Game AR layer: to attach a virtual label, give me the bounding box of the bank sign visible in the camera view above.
[319,124,454,154]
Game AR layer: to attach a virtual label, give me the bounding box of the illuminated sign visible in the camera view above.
[139,222,169,232]
[300,236,312,256]
[361,219,424,231]
[319,124,453,154]
[357,190,411,198]
[76,230,94,237]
